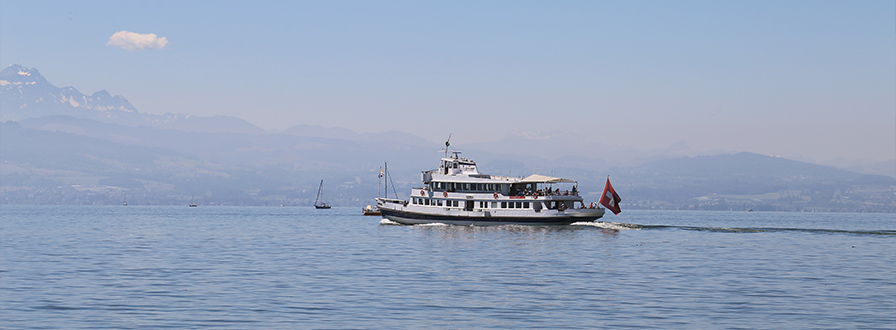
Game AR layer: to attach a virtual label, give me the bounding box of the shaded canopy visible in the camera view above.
[520,174,576,183]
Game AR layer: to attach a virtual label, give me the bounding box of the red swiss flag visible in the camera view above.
[599,178,622,215]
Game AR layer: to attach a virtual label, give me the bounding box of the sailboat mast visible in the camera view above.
[316,179,324,205]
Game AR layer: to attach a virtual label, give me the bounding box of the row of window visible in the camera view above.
[411,197,533,209]
[433,182,503,192]
[412,198,456,207]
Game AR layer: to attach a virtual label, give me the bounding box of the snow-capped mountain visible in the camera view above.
[1,65,138,121]
[0,64,263,133]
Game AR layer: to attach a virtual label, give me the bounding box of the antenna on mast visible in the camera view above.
[444,133,452,158]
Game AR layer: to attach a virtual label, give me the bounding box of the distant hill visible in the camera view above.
[16,115,438,171]
[0,64,263,134]
[632,152,886,183]
[2,65,893,211]
[617,152,896,212]
[3,117,894,211]
[1,118,441,206]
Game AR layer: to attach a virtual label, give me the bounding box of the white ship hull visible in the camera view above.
[376,148,607,226]
[377,191,604,226]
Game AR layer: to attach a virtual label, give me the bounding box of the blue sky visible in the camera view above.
[1,0,894,163]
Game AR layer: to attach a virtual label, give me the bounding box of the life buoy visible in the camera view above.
[443,191,448,198]
[493,192,499,199]
[420,190,425,196]
[532,193,538,199]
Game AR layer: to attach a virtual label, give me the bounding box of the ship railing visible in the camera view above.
[509,188,579,197]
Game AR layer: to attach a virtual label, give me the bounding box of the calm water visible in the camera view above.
[1,205,894,329]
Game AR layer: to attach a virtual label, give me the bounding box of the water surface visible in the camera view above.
[2,206,894,329]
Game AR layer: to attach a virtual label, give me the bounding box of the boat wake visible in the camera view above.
[576,222,895,236]
[380,219,894,236]
[572,221,644,230]
[379,219,403,226]
[378,219,450,227]
[414,222,450,227]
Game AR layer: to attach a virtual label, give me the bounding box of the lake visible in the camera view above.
[1,205,894,329]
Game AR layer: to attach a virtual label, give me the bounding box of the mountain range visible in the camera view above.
[1,64,894,211]
[1,64,263,133]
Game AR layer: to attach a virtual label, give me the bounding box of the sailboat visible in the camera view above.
[314,179,331,209]
[189,196,197,207]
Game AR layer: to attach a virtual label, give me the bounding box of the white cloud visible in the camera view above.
[107,31,168,51]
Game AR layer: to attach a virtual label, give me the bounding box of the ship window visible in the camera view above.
[515,202,521,208]
[501,202,507,208]
[424,199,430,206]
[523,202,530,209]
[491,202,498,208]
[509,202,515,209]
[452,200,459,207]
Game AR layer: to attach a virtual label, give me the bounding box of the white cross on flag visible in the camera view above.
[599,178,622,215]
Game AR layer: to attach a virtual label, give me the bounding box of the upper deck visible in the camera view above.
[420,151,581,198]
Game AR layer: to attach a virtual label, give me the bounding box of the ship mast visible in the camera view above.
[444,133,451,159]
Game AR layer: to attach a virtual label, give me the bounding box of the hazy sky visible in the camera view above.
[2,0,894,162]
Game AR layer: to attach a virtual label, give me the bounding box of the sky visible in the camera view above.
[1,0,894,163]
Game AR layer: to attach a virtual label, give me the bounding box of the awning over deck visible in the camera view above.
[520,174,576,183]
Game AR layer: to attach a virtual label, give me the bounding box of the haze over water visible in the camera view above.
[2,205,893,329]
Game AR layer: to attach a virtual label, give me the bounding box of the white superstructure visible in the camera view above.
[377,151,605,225]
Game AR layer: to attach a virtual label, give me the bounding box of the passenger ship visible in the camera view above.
[377,151,605,225]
